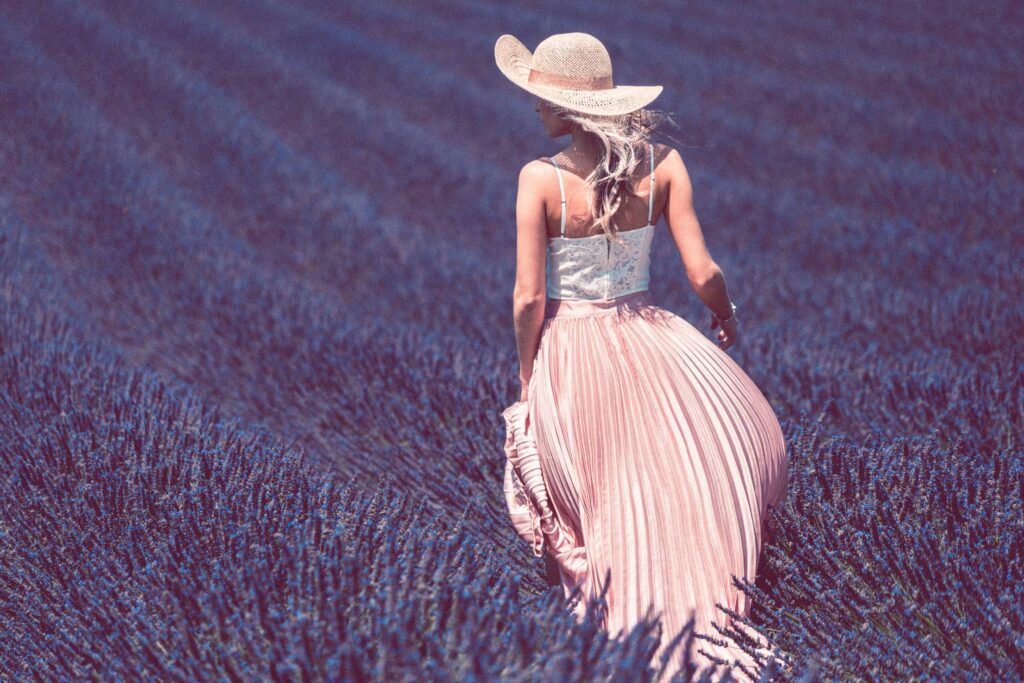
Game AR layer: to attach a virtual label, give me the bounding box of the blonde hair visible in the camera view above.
[549,105,672,242]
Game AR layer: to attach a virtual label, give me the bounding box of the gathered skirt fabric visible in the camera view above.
[500,290,788,679]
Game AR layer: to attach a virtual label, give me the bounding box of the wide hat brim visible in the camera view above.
[495,34,663,117]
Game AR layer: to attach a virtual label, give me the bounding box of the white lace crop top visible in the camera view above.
[545,143,656,301]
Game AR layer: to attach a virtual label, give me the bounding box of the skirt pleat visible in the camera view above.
[500,290,788,679]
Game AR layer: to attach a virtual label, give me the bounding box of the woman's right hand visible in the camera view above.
[710,312,738,350]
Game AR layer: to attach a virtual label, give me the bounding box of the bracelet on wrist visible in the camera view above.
[713,302,738,324]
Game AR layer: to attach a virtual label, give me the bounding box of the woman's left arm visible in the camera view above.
[512,161,548,402]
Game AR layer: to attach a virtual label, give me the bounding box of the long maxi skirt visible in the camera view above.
[500,289,789,680]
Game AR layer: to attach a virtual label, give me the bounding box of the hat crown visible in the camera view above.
[531,32,612,81]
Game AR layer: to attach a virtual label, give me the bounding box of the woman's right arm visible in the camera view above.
[662,148,736,322]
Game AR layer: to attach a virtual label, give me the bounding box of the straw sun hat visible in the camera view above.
[494,32,663,117]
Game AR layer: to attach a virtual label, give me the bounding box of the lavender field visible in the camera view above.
[1,0,1022,680]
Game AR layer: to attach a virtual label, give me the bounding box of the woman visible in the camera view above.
[495,33,789,680]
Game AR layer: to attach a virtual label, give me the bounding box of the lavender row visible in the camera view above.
[0,20,521,536]
[750,417,1023,679]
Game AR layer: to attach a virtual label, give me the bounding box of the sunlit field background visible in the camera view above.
[1,0,1021,679]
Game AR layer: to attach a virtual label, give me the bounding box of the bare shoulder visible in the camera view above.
[654,143,689,179]
[518,158,555,188]
[656,145,694,203]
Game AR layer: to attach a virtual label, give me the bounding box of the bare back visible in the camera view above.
[539,143,665,240]
[519,142,717,292]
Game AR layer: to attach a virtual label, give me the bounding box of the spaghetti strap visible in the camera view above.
[648,142,655,225]
[548,157,567,236]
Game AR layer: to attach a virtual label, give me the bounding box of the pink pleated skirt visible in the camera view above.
[501,290,789,680]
